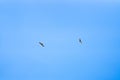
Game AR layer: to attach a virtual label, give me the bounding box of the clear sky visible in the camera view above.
[0,0,120,80]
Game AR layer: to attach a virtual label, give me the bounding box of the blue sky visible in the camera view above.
[0,1,120,80]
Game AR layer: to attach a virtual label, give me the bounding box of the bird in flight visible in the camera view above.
[39,42,45,47]
[79,38,82,44]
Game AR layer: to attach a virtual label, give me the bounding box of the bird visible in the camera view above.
[79,38,82,44]
[39,42,45,47]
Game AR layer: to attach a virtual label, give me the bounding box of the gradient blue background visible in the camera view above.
[0,1,120,80]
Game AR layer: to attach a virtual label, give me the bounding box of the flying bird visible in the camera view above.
[39,42,45,47]
[79,38,82,44]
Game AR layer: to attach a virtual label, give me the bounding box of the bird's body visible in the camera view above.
[39,42,45,47]
[79,38,82,44]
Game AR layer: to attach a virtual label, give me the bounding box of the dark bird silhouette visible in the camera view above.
[79,38,82,44]
[39,42,45,47]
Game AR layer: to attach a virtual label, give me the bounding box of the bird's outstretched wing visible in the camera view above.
[79,38,82,44]
[39,42,45,47]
